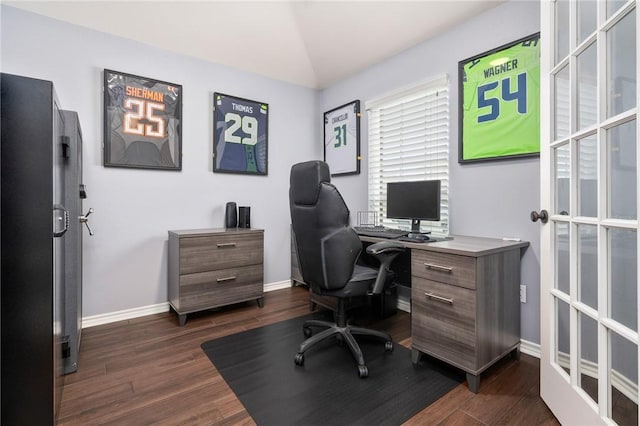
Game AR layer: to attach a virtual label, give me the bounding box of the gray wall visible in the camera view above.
[321,0,541,344]
[1,6,320,317]
[1,2,543,345]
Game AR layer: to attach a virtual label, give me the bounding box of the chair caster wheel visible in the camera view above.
[385,341,393,352]
[303,326,312,337]
[294,353,304,366]
[358,365,368,378]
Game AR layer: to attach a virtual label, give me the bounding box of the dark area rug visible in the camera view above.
[201,312,463,425]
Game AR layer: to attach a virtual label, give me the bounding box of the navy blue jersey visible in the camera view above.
[213,93,268,174]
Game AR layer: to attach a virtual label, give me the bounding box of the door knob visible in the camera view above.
[530,209,548,224]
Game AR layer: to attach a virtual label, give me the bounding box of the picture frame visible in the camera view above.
[324,100,361,176]
[103,69,182,170]
[458,33,540,163]
[213,92,268,175]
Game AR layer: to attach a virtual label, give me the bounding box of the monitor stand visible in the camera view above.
[405,219,431,242]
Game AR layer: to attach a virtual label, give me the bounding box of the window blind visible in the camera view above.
[366,75,450,235]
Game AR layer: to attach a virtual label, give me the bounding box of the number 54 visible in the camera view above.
[477,72,527,123]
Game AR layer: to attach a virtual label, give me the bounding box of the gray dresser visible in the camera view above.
[168,228,264,326]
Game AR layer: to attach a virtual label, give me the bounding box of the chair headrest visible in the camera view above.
[290,161,331,205]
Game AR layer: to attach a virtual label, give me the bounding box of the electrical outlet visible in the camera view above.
[520,285,527,303]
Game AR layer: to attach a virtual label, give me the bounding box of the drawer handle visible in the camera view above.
[217,243,237,248]
[216,276,237,283]
[425,292,454,305]
[424,263,453,273]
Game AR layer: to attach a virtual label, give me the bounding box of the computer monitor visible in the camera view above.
[386,180,441,233]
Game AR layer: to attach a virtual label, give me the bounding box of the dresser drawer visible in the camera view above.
[411,277,477,370]
[178,264,263,311]
[412,250,476,290]
[179,233,263,274]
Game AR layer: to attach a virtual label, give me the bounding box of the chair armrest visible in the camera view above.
[366,241,405,256]
[365,241,405,295]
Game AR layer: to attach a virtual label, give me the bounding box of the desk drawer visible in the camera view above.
[411,277,477,370]
[179,233,263,274]
[178,264,263,311]
[412,250,476,290]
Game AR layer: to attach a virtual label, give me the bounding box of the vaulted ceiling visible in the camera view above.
[7,1,506,88]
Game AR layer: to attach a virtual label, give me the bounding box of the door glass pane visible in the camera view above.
[578,0,597,44]
[555,0,570,64]
[578,134,597,217]
[555,298,571,376]
[578,43,597,130]
[578,224,598,309]
[556,222,570,295]
[609,228,637,332]
[609,330,638,426]
[555,144,570,215]
[608,120,637,220]
[555,66,571,140]
[578,312,598,404]
[607,9,637,118]
[607,0,628,19]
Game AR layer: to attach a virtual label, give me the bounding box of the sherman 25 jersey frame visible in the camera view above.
[104,69,182,170]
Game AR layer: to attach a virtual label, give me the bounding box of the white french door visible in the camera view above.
[540,0,639,424]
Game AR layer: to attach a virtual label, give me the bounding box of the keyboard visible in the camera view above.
[353,226,409,239]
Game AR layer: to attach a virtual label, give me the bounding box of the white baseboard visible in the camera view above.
[82,280,294,328]
[82,302,170,328]
[520,339,541,358]
[265,280,293,292]
[397,297,410,313]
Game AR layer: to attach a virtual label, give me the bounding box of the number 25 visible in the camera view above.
[123,98,165,138]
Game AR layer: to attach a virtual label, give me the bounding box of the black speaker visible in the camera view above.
[225,202,237,228]
[238,206,251,228]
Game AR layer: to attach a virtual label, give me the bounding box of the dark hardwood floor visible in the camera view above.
[58,286,559,425]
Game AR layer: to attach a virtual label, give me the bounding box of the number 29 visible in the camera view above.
[224,112,258,146]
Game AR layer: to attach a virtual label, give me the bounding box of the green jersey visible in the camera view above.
[461,35,540,161]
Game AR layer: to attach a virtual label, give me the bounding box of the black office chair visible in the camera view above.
[289,160,405,378]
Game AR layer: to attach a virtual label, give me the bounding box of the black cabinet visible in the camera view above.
[1,73,80,424]
[61,110,87,375]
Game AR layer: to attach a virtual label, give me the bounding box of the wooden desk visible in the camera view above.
[360,235,528,393]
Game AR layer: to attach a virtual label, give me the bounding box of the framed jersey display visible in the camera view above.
[103,69,182,170]
[323,100,360,176]
[213,93,268,175]
[459,33,540,163]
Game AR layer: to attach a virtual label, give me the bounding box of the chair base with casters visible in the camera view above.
[294,242,404,378]
[294,295,394,378]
